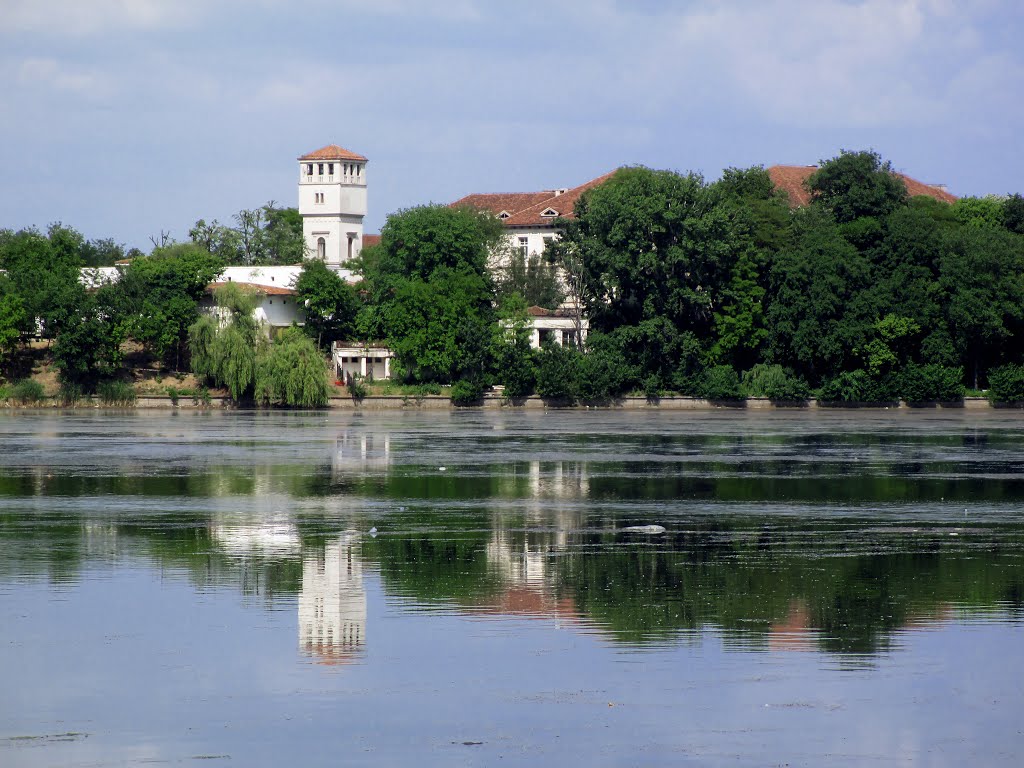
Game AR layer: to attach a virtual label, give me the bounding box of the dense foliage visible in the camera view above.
[4,148,1024,404]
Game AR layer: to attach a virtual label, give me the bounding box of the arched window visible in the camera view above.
[317,237,326,260]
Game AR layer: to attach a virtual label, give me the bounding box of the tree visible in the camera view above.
[189,219,241,261]
[51,293,126,389]
[0,276,26,364]
[263,204,305,264]
[764,208,876,382]
[937,224,1024,387]
[357,205,500,383]
[953,196,1005,229]
[1003,194,1024,235]
[293,259,361,349]
[254,328,328,407]
[807,150,908,224]
[0,225,86,339]
[117,243,224,369]
[495,251,564,309]
[554,166,752,381]
[189,283,263,400]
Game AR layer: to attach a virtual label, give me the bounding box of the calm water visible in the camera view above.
[2,409,1023,766]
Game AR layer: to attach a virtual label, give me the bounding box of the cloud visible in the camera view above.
[16,57,113,100]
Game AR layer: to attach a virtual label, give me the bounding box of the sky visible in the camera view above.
[2,0,1023,250]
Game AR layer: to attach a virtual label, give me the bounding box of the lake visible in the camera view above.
[2,409,1023,766]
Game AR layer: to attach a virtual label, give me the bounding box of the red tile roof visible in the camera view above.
[362,234,381,248]
[450,171,619,227]
[299,144,368,162]
[767,165,957,207]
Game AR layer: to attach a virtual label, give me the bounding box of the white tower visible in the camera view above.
[298,144,368,267]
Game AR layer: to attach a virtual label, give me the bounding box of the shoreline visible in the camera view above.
[0,395,1005,410]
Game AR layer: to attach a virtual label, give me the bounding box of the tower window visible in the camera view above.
[318,163,324,175]
[317,237,326,260]
[306,163,313,175]
[328,163,334,175]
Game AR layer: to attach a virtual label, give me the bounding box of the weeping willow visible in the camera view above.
[189,288,328,406]
[254,328,328,407]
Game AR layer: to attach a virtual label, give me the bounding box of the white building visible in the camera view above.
[449,171,615,272]
[298,144,368,267]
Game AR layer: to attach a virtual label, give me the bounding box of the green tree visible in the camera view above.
[1003,194,1024,235]
[0,225,86,339]
[116,244,224,369]
[0,276,27,364]
[189,283,263,400]
[262,204,305,264]
[764,209,875,382]
[807,150,908,224]
[254,328,328,407]
[953,196,1005,229]
[556,166,750,383]
[358,205,500,383]
[293,259,361,349]
[495,251,564,309]
[937,224,1024,387]
[51,293,126,389]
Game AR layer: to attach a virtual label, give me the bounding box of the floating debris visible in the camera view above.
[619,525,667,534]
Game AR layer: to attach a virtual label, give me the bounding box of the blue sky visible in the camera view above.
[2,0,1022,250]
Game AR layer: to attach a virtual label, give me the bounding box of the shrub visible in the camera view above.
[97,380,136,406]
[166,385,180,405]
[57,382,83,407]
[577,349,626,402]
[818,370,899,403]
[450,379,484,405]
[348,377,368,401]
[534,343,580,403]
[987,364,1024,403]
[899,364,965,403]
[194,386,212,406]
[499,345,536,398]
[699,365,743,401]
[0,383,11,402]
[11,379,45,405]
[642,374,662,400]
[742,364,810,401]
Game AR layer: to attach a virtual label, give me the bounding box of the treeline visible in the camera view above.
[5,149,1024,406]
[0,224,335,405]
[342,150,1024,404]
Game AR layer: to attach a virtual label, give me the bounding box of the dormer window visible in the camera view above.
[498,211,511,220]
[541,208,558,218]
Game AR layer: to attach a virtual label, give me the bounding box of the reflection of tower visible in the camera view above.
[299,532,367,664]
[332,432,392,480]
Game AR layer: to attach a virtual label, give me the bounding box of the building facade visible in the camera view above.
[298,144,368,268]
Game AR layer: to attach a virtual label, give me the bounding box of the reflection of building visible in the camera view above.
[209,512,301,558]
[299,532,367,665]
[332,431,392,479]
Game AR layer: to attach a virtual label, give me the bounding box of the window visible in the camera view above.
[541,208,558,218]
[318,163,324,175]
[518,236,529,257]
[306,163,313,175]
[328,163,334,175]
[317,237,326,260]
[498,211,511,220]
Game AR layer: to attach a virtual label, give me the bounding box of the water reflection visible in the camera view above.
[299,532,366,665]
